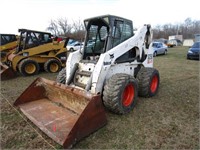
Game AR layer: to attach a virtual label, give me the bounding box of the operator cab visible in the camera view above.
[16,29,52,53]
[83,15,134,61]
[0,34,17,46]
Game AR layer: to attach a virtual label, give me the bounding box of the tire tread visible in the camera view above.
[103,73,138,114]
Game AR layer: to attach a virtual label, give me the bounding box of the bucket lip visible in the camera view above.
[37,77,100,100]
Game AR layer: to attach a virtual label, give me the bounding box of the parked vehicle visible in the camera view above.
[0,34,18,63]
[187,42,200,60]
[152,39,174,48]
[67,42,83,51]
[68,39,77,45]
[168,39,182,46]
[166,41,175,48]
[152,42,168,56]
[0,29,68,80]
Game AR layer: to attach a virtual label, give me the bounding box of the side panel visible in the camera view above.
[106,63,138,80]
[66,50,83,80]
[142,43,153,68]
[0,41,18,51]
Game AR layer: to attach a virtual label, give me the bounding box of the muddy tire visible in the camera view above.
[19,59,40,76]
[136,67,159,97]
[103,73,138,115]
[44,59,61,73]
[56,67,66,84]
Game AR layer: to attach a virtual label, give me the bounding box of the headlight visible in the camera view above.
[188,50,193,54]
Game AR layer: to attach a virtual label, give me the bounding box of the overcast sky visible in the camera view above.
[0,0,199,34]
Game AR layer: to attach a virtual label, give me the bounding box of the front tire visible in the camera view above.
[103,74,138,114]
[18,59,40,76]
[44,59,61,73]
[136,67,159,97]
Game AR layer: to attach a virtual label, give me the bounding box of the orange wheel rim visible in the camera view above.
[122,83,134,107]
[150,75,158,93]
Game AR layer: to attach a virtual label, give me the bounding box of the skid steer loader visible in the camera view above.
[14,15,160,148]
[0,34,18,63]
[0,29,68,80]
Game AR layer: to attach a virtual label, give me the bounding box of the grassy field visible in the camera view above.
[0,46,199,149]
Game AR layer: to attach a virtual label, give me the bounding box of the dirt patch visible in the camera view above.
[1,47,199,149]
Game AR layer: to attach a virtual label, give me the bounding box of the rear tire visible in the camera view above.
[136,67,159,97]
[56,67,66,84]
[164,50,167,55]
[103,74,138,114]
[44,59,61,73]
[153,51,157,57]
[19,59,40,76]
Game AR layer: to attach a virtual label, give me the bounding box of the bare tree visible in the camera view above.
[57,18,72,36]
[153,18,200,40]
[153,25,162,39]
[46,20,60,36]
[46,18,85,41]
[72,19,85,41]
[193,20,200,34]
[47,17,200,41]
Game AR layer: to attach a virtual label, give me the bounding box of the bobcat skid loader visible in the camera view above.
[0,29,68,80]
[14,15,160,148]
[0,34,18,63]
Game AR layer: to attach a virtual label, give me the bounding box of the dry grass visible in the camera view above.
[0,46,199,149]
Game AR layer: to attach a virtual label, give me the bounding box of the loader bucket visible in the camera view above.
[14,77,107,148]
[0,62,16,80]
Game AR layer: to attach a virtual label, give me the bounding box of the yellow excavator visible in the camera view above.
[0,34,19,63]
[14,15,160,148]
[0,29,68,80]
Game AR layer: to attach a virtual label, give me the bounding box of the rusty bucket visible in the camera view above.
[14,77,107,148]
[0,62,16,80]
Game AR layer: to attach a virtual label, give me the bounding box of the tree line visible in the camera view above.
[153,18,200,40]
[46,18,85,41]
[47,17,200,41]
